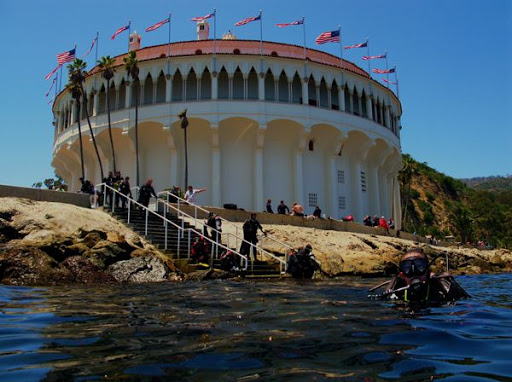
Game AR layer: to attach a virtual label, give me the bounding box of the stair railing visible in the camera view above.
[157,198,287,273]
[96,183,249,270]
[158,190,294,270]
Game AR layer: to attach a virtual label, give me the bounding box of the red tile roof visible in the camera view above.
[88,39,369,78]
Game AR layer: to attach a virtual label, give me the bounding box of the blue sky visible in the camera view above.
[0,0,510,187]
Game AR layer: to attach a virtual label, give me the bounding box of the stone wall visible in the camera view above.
[0,185,90,208]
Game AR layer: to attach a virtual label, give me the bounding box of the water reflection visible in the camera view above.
[0,275,511,381]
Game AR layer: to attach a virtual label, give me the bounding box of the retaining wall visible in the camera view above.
[0,185,91,208]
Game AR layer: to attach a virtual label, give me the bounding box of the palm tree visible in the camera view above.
[97,56,117,174]
[65,82,85,181]
[68,59,104,182]
[398,154,417,227]
[123,51,140,186]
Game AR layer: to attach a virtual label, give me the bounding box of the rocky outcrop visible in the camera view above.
[0,198,183,286]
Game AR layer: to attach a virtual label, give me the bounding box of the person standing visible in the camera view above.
[266,199,274,213]
[277,200,290,215]
[119,176,133,209]
[242,213,266,262]
[138,179,157,208]
[184,185,207,204]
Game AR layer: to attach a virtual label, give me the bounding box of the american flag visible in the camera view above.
[47,94,56,106]
[344,42,368,49]
[145,17,170,32]
[191,12,214,22]
[56,48,76,65]
[382,79,397,85]
[45,77,56,97]
[45,64,60,80]
[111,24,129,40]
[315,29,340,45]
[82,37,97,58]
[362,53,386,60]
[235,14,261,26]
[276,19,303,27]
[373,67,395,74]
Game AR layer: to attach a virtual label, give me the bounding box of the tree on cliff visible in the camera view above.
[123,51,140,187]
[97,56,117,174]
[68,59,104,182]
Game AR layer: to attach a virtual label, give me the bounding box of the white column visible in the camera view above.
[358,96,362,116]
[348,91,353,114]
[228,76,233,99]
[315,84,320,106]
[288,80,292,103]
[327,87,332,109]
[339,86,345,112]
[211,73,218,100]
[197,76,201,100]
[152,80,157,104]
[274,78,279,101]
[385,107,390,128]
[93,92,99,116]
[295,150,304,205]
[243,76,248,99]
[165,76,172,103]
[182,80,186,101]
[258,73,265,101]
[301,78,309,105]
[370,167,380,215]
[70,101,76,125]
[255,126,266,211]
[211,125,221,206]
[329,156,337,218]
[125,83,131,109]
[139,84,145,105]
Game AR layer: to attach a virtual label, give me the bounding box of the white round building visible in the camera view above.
[51,26,403,225]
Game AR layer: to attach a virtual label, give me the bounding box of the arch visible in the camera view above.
[143,74,153,105]
[200,67,211,99]
[172,69,183,101]
[108,82,116,111]
[233,48,241,55]
[98,85,106,114]
[218,67,229,99]
[195,49,203,55]
[156,71,166,103]
[233,67,244,99]
[247,67,258,100]
[361,90,368,118]
[344,86,351,113]
[186,68,197,100]
[264,69,275,101]
[352,87,360,116]
[278,71,289,102]
[319,77,328,108]
[117,79,126,109]
[308,75,317,106]
[331,80,339,110]
[292,72,302,104]
[271,51,279,57]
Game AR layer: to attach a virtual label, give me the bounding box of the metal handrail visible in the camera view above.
[157,190,294,268]
[157,198,287,273]
[96,183,249,270]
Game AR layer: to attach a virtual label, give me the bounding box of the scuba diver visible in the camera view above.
[368,248,470,304]
[286,244,323,279]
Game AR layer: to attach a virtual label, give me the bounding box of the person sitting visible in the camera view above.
[379,216,389,233]
[277,200,290,215]
[372,215,380,227]
[368,248,470,304]
[342,215,354,222]
[138,179,157,208]
[363,215,372,227]
[286,244,321,279]
[388,218,395,230]
[219,250,240,273]
[291,203,304,217]
[191,236,210,266]
[313,205,322,218]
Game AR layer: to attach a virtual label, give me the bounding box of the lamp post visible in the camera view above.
[178,109,189,190]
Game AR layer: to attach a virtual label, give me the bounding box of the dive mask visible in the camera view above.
[399,257,429,277]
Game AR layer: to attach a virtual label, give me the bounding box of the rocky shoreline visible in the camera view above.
[1,197,511,286]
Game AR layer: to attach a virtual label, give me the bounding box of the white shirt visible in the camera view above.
[185,189,199,203]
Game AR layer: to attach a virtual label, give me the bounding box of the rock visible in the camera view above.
[107,256,171,283]
[490,254,506,268]
[62,256,118,284]
[186,269,214,281]
[84,240,131,269]
[0,218,20,243]
[82,231,106,248]
[209,270,240,280]
[36,236,75,262]
[65,243,90,257]
[0,245,73,286]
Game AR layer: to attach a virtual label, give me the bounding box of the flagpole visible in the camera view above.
[384,50,389,88]
[94,31,99,91]
[302,17,306,60]
[127,20,132,52]
[213,9,217,73]
[167,13,171,76]
[366,38,371,77]
[395,68,400,99]
[259,10,263,57]
[338,25,343,69]
[54,74,58,99]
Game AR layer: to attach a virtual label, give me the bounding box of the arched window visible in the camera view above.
[233,67,244,99]
[143,74,153,105]
[87,92,94,116]
[195,49,203,55]
[278,71,288,102]
[344,86,351,112]
[247,68,258,100]
[331,80,339,110]
[372,98,377,122]
[376,101,382,124]
[186,69,197,100]
[264,69,275,101]
[201,68,211,99]
[218,67,229,99]
[352,88,359,115]
[319,78,328,108]
[233,49,241,55]
[361,90,367,118]
[271,51,279,57]
[308,75,317,106]
[108,82,116,111]
[156,72,166,103]
[292,72,302,104]
[172,70,183,101]
[308,139,314,151]
[117,79,126,109]
[98,85,106,114]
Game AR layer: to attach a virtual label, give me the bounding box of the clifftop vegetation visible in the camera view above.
[399,154,512,249]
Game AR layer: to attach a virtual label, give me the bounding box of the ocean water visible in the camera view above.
[0,274,511,381]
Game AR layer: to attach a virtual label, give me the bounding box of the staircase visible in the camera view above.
[106,206,283,278]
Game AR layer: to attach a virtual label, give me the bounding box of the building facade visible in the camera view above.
[51,29,403,224]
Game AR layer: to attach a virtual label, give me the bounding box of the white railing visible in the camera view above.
[157,190,295,269]
[156,197,287,273]
[96,183,249,270]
